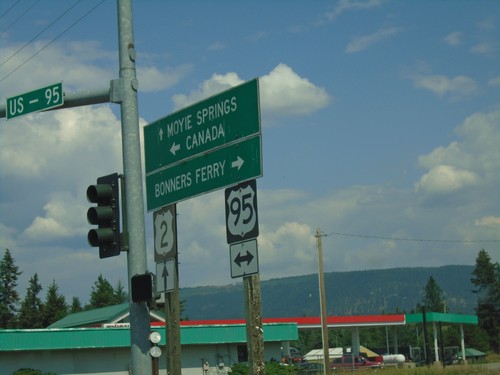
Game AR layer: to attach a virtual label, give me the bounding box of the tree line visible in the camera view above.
[296,249,499,355]
[0,248,127,329]
[0,248,498,354]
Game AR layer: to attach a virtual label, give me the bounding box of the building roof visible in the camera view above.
[48,303,164,328]
[0,323,298,352]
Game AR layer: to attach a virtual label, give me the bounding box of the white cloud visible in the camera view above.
[0,41,115,97]
[488,76,500,86]
[416,108,500,195]
[0,106,122,179]
[410,74,478,100]
[475,216,500,227]
[346,27,402,53]
[470,41,498,55]
[172,63,331,118]
[138,64,192,92]
[23,191,88,241]
[326,0,385,21]
[415,165,478,194]
[443,31,462,46]
[207,41,226,51]
[259,64,331,116]
[172,72,244,110]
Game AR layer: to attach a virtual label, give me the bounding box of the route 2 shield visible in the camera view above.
[153,205,177,263]
[225,180,259,244]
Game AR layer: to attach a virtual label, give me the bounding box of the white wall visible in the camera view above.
[1,342,286,375]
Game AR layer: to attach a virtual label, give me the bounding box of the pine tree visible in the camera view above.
[114,280,128,304]
[421,276,446,312]
[18,273,44,328]
[471,249,500,353]
[70,297,83,313]
[43,280,68,327]
[88,274,116,308]
[0,249,22,328]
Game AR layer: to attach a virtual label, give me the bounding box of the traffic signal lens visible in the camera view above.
[86,184,113,203]
[87,206,114,225]
[88,228,115,247]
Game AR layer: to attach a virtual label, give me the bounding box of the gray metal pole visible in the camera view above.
[116,0,150,373]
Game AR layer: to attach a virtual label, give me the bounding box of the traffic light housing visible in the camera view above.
[87,173,121,258]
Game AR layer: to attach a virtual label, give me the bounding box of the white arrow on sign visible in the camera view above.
[170,142,181,155]
[159,128,163,141]
[231,156,244,170]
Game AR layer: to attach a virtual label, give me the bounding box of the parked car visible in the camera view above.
[331,355,383,371]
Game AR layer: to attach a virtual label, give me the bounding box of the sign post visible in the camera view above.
[6,82,64,119]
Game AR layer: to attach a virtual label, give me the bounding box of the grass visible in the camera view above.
[374,363,499,375]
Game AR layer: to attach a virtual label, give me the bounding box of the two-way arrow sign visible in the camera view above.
[230,239,259,278]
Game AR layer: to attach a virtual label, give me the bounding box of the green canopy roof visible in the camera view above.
[405,312,477,325]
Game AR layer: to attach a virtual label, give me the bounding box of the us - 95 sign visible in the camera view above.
[225,180,259,244]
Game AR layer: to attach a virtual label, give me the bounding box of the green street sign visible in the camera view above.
[6,83,64,119]
[144,79,260,174]
[146,135,262,211]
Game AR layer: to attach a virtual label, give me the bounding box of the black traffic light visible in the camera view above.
[87,173,121,258]
[131,273,155,303]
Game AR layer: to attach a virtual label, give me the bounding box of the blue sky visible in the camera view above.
[1,0,499,305]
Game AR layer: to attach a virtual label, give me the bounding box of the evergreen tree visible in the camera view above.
[421,276,446,312]
[88,274,116,308]
[471,249,500,353]
[70,297,83,314]
[43,280,68,327]
[114,280,128,304]
[18,273,44,328]
[0,249,22,328]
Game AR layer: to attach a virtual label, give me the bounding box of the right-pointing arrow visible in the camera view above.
[232,156,244,170]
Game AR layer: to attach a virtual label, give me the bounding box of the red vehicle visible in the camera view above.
[331,355,383,371]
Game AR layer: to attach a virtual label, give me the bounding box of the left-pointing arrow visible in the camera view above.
[170,142,180,155]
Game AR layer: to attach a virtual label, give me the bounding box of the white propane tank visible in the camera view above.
[383,354,406,364]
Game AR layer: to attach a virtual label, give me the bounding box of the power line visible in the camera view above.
[326,231,500,243]
[0,0,106,83]
[0,0,82,68]
[0,0,41,35]
[0,0,21,21]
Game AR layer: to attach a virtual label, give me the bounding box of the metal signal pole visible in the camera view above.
[117,0,150,373]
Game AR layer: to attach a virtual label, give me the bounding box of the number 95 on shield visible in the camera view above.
[225,180,259,244]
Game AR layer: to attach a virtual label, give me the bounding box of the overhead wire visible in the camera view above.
[0,0,21,21]
[0,0,41,36]
[325,231,500,243]
[0,0,82,68]
[0,0,106,83]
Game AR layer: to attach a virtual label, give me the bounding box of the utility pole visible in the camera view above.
[316,228,330,375]
[117,0,150,373]
[244,273,265,375]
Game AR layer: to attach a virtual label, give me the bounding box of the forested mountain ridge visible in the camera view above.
[181,265,477,320]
